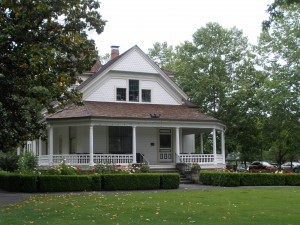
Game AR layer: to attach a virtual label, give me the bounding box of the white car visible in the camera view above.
[281,162,300,172]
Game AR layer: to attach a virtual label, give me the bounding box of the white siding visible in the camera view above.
[94,126,107,153]
[113,50,158,74]
[85,75,180,105]
[136,127,157,164]
[86,78,126,102]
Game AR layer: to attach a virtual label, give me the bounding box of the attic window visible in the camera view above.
[129,80,139,102]
[116,88,126,101]
[142,89,151,102]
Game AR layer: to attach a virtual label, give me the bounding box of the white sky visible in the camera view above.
[90,0,274,55]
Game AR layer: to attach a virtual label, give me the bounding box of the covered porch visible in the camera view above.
[29,120,225,169]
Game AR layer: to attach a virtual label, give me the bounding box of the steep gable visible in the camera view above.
[79,45,188,105]
[112,48,158,74]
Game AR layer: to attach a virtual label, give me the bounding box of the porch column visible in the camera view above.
[38,138,42,156]
[176,127,180,162]
[89,125,94,166]
[213,128,217,165]
[132,126,137,163]
[221,130,226,164]
[200,133,204,154]
[48,126,53,165]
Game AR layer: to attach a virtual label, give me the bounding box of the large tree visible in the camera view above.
[148,23,265,159]
[257,4,300,165]
[263,0,299,29]
[0,0,106,151]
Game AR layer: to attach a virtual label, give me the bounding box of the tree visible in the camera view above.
[0,0,106,151]
[257,4,300,164]
[148,23,264,159]
[148,42,175,70]
[263,0,299,29]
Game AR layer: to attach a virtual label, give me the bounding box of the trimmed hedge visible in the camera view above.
[0,172,179,192]
[200,171,298,187]
[102,174,161,191]
[0,172,38,192]
[240,173,285,186]
[38,175,94,192]
[160,173,180,189]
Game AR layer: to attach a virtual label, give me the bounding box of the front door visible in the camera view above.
[159,129,173,163]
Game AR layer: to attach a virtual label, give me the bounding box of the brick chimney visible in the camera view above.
[110,45,120,60]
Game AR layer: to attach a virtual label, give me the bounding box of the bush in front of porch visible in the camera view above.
[0,171,179,192]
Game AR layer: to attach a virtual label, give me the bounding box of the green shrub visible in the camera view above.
[285,174,300,186]
[218,173,240,187]
[38,175,92,192]
[102,174,161,191]
[17,151,37,173]
[200,171,212,185]
[90,175,102,191]
[160,173,180,189]
[0,151,19,172]
[0,172,37,192]
[240,173,285,186]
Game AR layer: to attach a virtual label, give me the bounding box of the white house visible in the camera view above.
[27,45,226,169]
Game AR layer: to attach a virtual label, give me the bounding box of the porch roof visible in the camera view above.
[47,101,221,123]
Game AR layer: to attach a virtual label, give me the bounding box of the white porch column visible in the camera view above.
[221,130,226,164]
[176,127,180,162]
[38,138,42,156]
[48,126,53,165]
[213,128,217,165]
[17,147,21,156]
[200,133,204,154]
[132,126,137,163]
[89,125,94,166]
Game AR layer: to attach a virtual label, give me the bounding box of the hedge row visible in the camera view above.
[0,172,179,192]
[200,171,300,187]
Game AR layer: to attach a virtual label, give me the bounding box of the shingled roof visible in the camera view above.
[47,101,220,122]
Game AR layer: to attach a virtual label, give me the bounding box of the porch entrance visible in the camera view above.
[158,129,173,163]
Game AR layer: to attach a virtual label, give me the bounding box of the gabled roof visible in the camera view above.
[77,45,188,101]
[47,101,220,123]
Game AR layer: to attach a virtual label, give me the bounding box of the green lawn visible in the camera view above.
[1,188,300,225]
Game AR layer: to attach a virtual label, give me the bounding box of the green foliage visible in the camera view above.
[257,4,300,164]
[45,160,80,175]
[0,171,38,192]
[285,174,300,186]
[0,0,106,149]
[17,151,37,173]
[0,150,19,171]
[240,173,285,186]
[102,174,161,191]
[94,163,150,174]
[38,175,93,192]
[160,173,180,189]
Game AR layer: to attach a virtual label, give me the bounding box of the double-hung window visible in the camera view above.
[116,88,126,101]
[129,80,139,102]
[142,89,151,102]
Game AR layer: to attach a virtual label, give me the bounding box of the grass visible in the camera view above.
[1,188,300,225]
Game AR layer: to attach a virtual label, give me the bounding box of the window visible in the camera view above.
[109,127,132,154]
[129,80,139,102]
[116,88,126,101]
[142,89,151,102]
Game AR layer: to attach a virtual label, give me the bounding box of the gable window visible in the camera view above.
[116,88,126,101]
[129,80,139,102]
[142,89,151,102]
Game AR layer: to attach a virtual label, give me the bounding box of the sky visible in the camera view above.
[90,0,274,55]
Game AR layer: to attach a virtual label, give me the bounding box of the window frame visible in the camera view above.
[142,89,151,102]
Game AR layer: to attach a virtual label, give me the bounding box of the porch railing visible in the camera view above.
[93,154,133,164]
[179,154,221,164]
[38,154,133,166]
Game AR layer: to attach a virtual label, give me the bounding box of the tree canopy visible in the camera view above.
[0,0,106,151]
